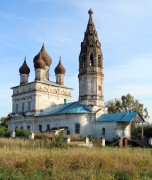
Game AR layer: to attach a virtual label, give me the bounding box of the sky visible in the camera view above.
[0,0,152,122]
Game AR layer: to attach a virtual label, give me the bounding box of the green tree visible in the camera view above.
[106,93,149,120]
[0,126,10,137]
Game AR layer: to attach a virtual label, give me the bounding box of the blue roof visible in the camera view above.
[96,112,140,122]
[35,101,91,116]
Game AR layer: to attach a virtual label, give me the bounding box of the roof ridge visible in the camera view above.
[120,112,127,121]
[59,102,77,113]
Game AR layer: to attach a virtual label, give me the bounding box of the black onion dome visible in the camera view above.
[54,57,66,74]
[34,53,46,69]
[19,57,30,74]
[33,43,52,66]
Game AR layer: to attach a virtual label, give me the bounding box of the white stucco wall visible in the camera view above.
[11,81,72,115]
[94,122,117,141]
[9,113,95,137]
[117,122,131,139]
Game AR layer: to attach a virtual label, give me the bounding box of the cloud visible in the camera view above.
[105,55,152,84]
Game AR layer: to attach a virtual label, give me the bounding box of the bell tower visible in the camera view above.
[78,9,105,111]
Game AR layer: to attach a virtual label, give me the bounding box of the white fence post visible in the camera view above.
[29,132,34,140]
[101,138,105,147]
[85,137,89,144]
[10,131,15,138]
[66,137,71,144]
[148,138,152,145]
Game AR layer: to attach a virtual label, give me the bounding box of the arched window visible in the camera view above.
[39,125,42,132]
[102,127,105,138]
[47,124,50,131]
[90,54,94,66]
[75,123,80,134]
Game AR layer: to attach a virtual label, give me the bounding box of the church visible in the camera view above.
[8,9,144,141]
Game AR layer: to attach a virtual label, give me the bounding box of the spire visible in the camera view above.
[84,8,99,45]
[80,8,103,68]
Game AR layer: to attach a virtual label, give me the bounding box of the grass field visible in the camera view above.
[0,138,151,180]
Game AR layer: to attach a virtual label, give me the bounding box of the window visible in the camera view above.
[102,128,105,138]
[22,102,24,112]
[39,125,42,132]
[16,104,19,113]
[46,124,50,131]
[27,125,30,130]
[15,126,18,131]
[28,101,31,112]
[75,123,80,134]
[67,130,70,135]
[90,54,94,66]
[99,85,101,91]
[21,126,23,130]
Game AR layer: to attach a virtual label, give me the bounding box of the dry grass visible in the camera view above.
[0,138,151,179]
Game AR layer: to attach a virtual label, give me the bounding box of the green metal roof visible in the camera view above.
[35,101,91,117]
[96,112,144,122]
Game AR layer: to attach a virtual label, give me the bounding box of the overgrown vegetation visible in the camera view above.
[131,122,152,139]
[0,138,151,179]
[15,128,31,138]
[106,93,149,119]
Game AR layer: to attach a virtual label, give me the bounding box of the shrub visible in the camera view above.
[66,135,84,142]
[88,134,95,141]
[0,126,10,137]
[34,132,53,140]
[49,133,67,148]
[15,128,30,138]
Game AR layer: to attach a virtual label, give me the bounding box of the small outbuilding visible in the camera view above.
[95,112,144,141]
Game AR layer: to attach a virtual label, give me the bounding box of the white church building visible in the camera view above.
[8,9,144,141]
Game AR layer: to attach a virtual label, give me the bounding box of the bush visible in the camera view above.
[15,128,30,138]
[0,126,10,137]
[34,133,53,140]
[50,133,67,148]
[66,135,84,142]
[88,134,95,141]
[131,122,152,139]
